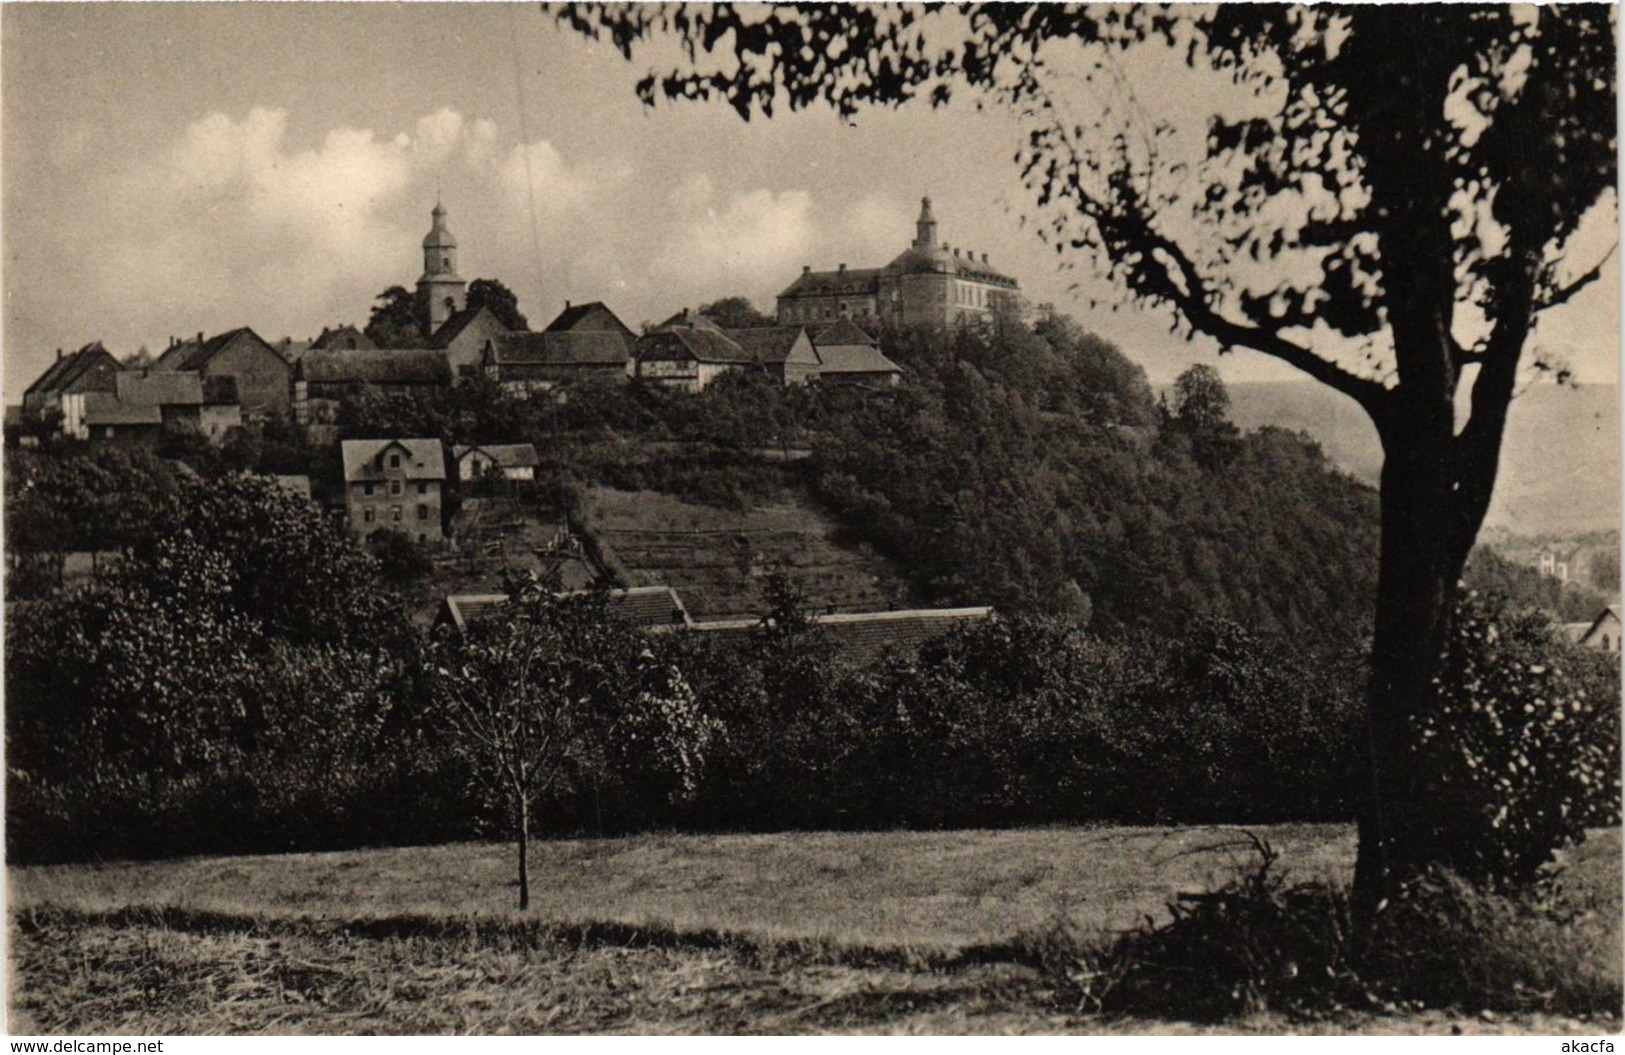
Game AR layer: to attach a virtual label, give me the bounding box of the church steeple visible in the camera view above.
[417,197,467,336]
[914,195,939,250]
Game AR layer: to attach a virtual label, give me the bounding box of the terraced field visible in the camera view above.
[578,486,911,618]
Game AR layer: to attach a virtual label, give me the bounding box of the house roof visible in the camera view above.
[492,331,631,367]
[273,338,312,364]
[298,349,452,385]
[429,305,509,349]
[636,328,760,366]
[728,327,816,365]
[79,392,163,427]
[309,325,376,352]
[154,327,278,372]
[812,318,878,347]
[1580,606,1622,643]
[115,370,203,407]
[437,585,692,634]
[543,301,637,340]
[454,443,541,469]
[811,343,905,376]
[653,310,728,334]
[341,438,447,482]
[657,607,993,661]
[24,343,119,397]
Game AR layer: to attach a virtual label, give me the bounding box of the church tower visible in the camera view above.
[416,198,466,336]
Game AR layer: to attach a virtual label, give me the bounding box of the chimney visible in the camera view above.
[981,252,989,264]
[565,299,572,310]
[802,265,811,274]
[55,348,63,362]
[838,263,847,273]
[197,331,204,344]
[953,247,961,258]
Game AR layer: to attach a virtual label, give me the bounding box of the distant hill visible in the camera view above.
[1224,381,1620,535]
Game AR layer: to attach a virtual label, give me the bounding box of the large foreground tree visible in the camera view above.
[559,3,1617,908]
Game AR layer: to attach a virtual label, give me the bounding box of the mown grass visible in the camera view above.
[10,825,1360,949]
[9,825,1620,1035]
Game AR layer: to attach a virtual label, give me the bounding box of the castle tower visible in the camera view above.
[913,195,939,250]
[416,198,467,336]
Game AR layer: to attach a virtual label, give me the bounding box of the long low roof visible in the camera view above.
[437,586,692,633]
[300,349,451,385]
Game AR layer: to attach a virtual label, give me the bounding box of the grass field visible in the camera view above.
[10,825,1621,1035]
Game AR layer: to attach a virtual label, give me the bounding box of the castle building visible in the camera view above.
[775,197,1021,329]
[416,199,467,336]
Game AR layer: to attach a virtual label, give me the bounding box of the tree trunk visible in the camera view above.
[1353,422,1473,920]
[517,795,531,911]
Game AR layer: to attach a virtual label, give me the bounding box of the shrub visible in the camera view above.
[1411,591,1622,888]
[1028,839,1623,1021]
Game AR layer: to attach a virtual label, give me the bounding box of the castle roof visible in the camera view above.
[776,267,883,299]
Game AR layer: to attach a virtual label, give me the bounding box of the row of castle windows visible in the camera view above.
[956,283,990,308]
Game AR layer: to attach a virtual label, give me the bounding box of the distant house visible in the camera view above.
[1574,606,1621,653]
[309,325,376,353]
[434,585,692,635]
[454,443,540,482]
[62,369,241,445]
[728,326,821,386]
[340,438,448,542]
[294,349,453,424]
[810,320,904,387]
[653,606,993,662]
[479,302,637,392]
[22,342,121,414]
[634,311,764,392]
[430,305,512,380]
[152,328,291,420]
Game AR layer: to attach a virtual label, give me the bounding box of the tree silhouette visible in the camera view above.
[559,3,1618,907]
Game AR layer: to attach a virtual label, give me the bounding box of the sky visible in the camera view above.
[3,3,1618,405]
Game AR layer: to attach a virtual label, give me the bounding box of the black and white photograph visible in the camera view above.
[2,1,1620,1037]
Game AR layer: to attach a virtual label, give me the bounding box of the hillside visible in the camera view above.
[576,484,913,619]
[1226,381,1620,535]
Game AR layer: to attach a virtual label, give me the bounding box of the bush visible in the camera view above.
[1026,839,1622,1021]
[1411,591,1622,888]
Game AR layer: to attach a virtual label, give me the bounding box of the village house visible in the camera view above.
[431,305,512,379]
[809,319,905,387]
[152,327,291,420]
[60,370,242,446]
[633,310,765,392]
[651,606,994,663]
[479,301,637,393]
[340,438,447,542]
[21,342,121,415]
[728,326,822,386]
[776,197,1022,328]
[309,325,376,353]
[434,585,693,635]
[293,349,453,425]
[1565,606,1622,653]
[454,443,540,483]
